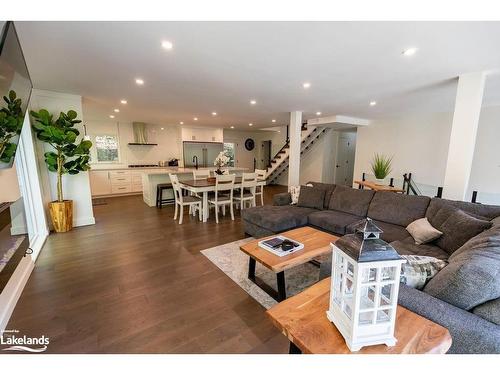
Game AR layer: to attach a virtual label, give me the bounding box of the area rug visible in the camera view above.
[201,238,325,309]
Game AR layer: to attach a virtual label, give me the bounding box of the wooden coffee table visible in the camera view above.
[239,226,338,302]
[266,277,453,354]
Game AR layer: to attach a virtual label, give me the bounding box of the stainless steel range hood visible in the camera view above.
[128,122,158,146]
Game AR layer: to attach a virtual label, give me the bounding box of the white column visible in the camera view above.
[288,111,302,187]
[443,72,486,201]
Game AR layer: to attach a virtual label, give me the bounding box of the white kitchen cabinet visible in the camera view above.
[89,170,112,196]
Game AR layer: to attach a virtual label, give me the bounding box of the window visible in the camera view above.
[223,142,235,167]
[94,135,120,163]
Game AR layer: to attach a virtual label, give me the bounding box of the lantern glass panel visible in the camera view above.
[381,266,397,281]
[343,302,352,319]
[345,278,354,297]
[346,262,354,277]
[380,284,394,307]
[360,285,376,309]
[333,271,343,306]
[359,311,374,325]
[376,309,392,323]
[361,267,377,283]
[335,252,344,266]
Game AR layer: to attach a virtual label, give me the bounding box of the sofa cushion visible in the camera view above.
[306,182,336,209]
[391,236,449,261]
[297,186,325,210]
[328,185,375,217]
[241,205,318,233]
[347,219,409,243]
[426,197,500,223]
[472,298,500,325]
[435,209,492,255]
[367,192,430,227]
[308,210,363,235]
[424,226,500,310]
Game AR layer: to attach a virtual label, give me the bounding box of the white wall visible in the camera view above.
[353,112,454,192]
[0,166,21,202]
[30,89,95,227]
[86,121,182,169]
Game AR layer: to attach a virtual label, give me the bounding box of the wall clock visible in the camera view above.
[245,138,255,151]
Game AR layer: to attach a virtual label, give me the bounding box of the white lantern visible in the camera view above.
[326,218,406,352]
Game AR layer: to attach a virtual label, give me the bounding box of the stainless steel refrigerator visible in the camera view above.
[183,142,223,168]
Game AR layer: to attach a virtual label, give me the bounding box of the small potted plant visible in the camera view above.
[0,90,25,167]
[371,153,393,184]
[30,108,92,232]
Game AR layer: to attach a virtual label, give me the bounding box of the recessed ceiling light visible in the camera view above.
[160,127,164,130]
[250,100,257,105]
[369,101,377,106]
[193,117,198,121]
[402,47,418,56]
[278,130,281,133]
[303,82,311,89]
[230,126,235,129]
[114,108,120,113]
[316,111,322,116]
[180,121,184,125]
[120,99,127,104]
[212,112,217,116]
[161,40,174,50]
[249,123,253,126]
[271,119,276,123]
[109,115,115,119]
[135,78,144,85]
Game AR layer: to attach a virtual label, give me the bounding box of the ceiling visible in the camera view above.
[15,21,500,129]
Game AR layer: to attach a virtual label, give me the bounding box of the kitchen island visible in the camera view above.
[142,167,248,207]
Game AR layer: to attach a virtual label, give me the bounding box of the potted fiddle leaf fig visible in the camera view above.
[0,90,25,166]
[371,153,393,184]
[30,108,92,232]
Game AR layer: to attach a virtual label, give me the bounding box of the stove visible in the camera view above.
[128,164,159,168]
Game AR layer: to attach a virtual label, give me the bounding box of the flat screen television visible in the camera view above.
[0,21,32,169]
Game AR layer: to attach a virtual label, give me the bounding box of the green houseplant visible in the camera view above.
[30,108,92,232]
[0,90,25,166]
[371,153,393,183]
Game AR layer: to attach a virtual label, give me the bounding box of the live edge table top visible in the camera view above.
[239,226,339,273]
[266,277,453,354]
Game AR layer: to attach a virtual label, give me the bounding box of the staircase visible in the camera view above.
[266,126,328,184]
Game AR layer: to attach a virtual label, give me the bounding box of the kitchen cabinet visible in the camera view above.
[90,169,145,197]
[89,170,112,196]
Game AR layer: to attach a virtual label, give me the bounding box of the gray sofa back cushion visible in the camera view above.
[426,197,500,222]
[306,182,336,209]
[297,186,325,210]
[424,226,500,310]
[472,298,500,325]
[328,185,375,217]
[367,192,431,227]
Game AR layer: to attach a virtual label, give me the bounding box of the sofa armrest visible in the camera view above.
[273,192,292,206]
[398,283,500,354]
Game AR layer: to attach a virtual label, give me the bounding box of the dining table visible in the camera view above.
[179,177,266,222]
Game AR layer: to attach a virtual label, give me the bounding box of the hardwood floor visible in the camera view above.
[5,185,290,353]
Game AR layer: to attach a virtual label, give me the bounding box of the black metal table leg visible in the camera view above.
[289,342,302,354]
[277,271,286,301]
[248,257,256,280]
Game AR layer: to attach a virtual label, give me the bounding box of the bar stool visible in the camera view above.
[156,183,175,208]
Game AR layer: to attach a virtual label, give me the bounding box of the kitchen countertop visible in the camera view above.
[143,167,248,176]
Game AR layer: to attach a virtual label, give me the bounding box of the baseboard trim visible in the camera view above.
[0,232,47,332]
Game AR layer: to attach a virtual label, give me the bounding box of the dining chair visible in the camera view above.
[254,169,267,205]
[208,174,235,224]
[234,172,257,210]
[192,169,210,180]
[169,173,202,224]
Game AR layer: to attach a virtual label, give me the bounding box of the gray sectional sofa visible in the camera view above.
[241,182,500,354]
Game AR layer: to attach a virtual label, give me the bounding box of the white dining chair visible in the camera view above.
[234,172,257,209]
[208,174,235,224]
[169,173,202,224]
[254,169,266,206]
[193,169,210,180]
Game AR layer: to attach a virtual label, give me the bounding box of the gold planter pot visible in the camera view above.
[48,200,73,232]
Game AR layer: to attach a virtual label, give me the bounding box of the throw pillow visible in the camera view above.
[297,186,325,210]
[399,255,448,290]
[435,209,492,254]
[406,217,443,245]
[492,215,500,228]
[289,185,301,205]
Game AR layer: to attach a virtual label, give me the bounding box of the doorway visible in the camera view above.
[334,131,356,186]
[260,140,272,169]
